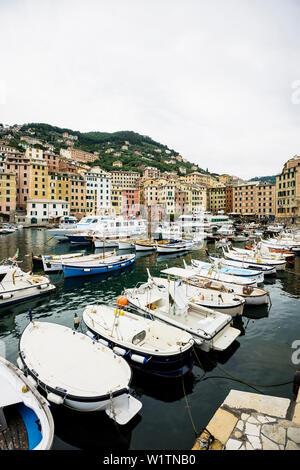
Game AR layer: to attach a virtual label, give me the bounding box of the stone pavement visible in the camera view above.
[193,388,300,450]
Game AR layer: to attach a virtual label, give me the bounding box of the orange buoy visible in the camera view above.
[116,296,128,308]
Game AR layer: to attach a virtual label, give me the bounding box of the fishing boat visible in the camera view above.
[161,266,269,306]
[32,251,86,267]
[151,274,245,317]
[135,239,157,252]
[156,239,194,254]
[41,251,115,272]
[234,243,294,264]
[191,259,264,284]
[0,356,54,450]
[118,239,136,250]
[123,277,241,353]
[0,263,55,307]
[221,247,286,271]
[261,238,300,255]
[62,253,136,278]
[83,303,194,378]
[18,321,142,425]
[92,236,120,248]
[181,260,259,287]
[207,250,277,277]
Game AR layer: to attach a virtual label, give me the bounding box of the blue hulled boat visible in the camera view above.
[62,253,136,278]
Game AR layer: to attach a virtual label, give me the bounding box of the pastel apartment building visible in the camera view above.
[276,155,300,219]
[232,182,275,217]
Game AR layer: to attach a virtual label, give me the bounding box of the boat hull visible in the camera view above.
[62,256,135,278]
[0,284,55,308]
[135,243,156,252]
[85,328,194,379]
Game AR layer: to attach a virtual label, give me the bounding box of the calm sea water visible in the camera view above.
[0,228,300,451]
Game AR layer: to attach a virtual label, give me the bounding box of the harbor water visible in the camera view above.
[0,228,300,450]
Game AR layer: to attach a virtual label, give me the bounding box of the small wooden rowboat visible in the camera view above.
[0,356,54,450]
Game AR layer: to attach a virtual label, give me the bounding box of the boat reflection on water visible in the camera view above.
[0,291,55,323]
[156,252,194,265]
[131,369,196,403]
[50,403,139,451]
[193,340,241,373]
[243,304,270,320]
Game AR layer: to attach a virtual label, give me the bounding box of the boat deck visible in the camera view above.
[0,406,29,450]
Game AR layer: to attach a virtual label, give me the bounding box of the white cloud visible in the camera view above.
[1,0,300,178]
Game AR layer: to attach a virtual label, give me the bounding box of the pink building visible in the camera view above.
[44,151,60,172]
[4,152,31,210]
[122,188,140,219]
[144,166,161,180]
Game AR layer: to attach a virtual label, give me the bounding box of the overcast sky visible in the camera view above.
[1,0,300,178]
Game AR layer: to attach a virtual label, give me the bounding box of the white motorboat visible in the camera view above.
[261,238,300,255]
[156,239,194,254]
[151,275,245,317]
[19,321,142,425]
[47,215,147,243]
[231,243,294,263]
[0,263,55,307]
[182,260,259,286]
[191,259,264,284]
[207,251,277,277]
[0,356,54,450]
[222,248,286,271]
[161,267,269,306]
[123,278,240,353]
[41,251,115,272]
[217,225,234,237]
[83,303,194,378]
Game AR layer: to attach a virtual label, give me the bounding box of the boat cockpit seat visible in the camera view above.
[0,407,7,432]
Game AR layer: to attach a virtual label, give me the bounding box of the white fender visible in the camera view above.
[47,392,64,405]
[130,354,148,364]
[113,347,127,356]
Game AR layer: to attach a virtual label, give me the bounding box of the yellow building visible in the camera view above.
[0,171,17,215]
[276,155,300,219]
[208,187,226,213]
[182,184,207,212]
[68,173,86,217]
[49,172,70,202]
[110,171,140,188]
[111,186,123,215]
[185,171,219,188]
[28,157,50,200]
